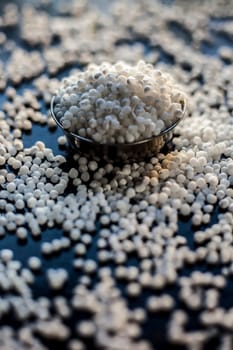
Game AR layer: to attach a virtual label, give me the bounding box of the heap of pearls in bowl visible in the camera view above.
[53,60,186,144]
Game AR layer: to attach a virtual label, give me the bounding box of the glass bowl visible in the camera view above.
[50,96,186,163]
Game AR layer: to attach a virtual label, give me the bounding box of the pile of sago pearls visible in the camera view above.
[54,61,186,143]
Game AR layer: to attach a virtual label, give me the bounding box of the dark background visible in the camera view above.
[0,1,233,349]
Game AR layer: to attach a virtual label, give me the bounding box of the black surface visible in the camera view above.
[0,1,233,350]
